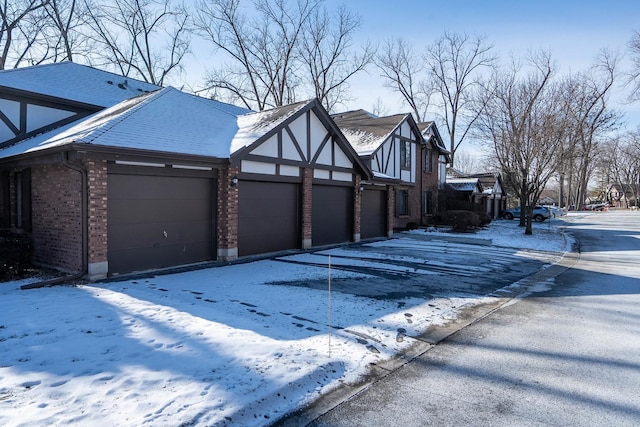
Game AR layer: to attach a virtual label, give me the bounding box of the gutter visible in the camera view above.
[21,152,88,289]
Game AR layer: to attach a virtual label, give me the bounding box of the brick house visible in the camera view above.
[0,63,369,279]
[332,110,449,232]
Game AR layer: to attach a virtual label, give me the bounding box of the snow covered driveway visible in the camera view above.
[0,220,571,426]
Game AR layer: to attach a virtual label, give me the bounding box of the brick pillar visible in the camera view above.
[217,166,238,260]
[86,160,108,280]
[301,168,313,249]
[387,184,395,237]
[353,174,361,242]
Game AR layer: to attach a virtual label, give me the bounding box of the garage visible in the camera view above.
[361,187,387,239]
[238,180,300,256]
[312,184,353,246]
[107,170,216,274]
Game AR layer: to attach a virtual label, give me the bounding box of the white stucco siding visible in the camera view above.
[314,169,330,179]
[309,112,328,155]
[334,143,353,168]
[0,121,12,141]
[332,171,353,182]
[316,140,333,165]
[0,99,20,128]
[241,160,276,175]
[26,104,75,133]
[279,165,300,177]
[250,134,278,157]
[282,130,303,161]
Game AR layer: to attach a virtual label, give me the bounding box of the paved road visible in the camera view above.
[295,211,640,426]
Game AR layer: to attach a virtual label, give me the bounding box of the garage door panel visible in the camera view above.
[238,181,299,256]
[108,240,212,274]
[361,188,387,239]
[109,174,209,200]
[312,185,353,246]
[107,171,215,274]
[108,198,211,225]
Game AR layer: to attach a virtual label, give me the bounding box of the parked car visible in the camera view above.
[502,205,551,222]
[543,205,567,217]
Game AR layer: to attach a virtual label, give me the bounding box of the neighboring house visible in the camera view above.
[0,63,369,279]
[606,183,639,208]
[444,177,485,210]
[332,110,448,233]
[445,169,507,218]
[466,172,507,219]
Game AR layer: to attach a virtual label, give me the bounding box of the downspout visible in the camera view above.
[21,152,88,289]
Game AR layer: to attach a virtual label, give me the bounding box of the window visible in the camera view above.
[0,171,9,228]
[396,189,409,216]
[400,140,411,169]
[423,191,432,215]
[423,148,433,172]
[15,169,32,231]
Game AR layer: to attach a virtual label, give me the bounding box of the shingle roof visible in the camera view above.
[0,87,249,159]
[332,109,410,156]
[231,100,309,154]
[0,62,160,107]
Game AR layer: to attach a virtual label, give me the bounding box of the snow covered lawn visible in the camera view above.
[0,219,573,426]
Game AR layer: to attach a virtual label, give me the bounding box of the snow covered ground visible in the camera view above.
[0,217,576,426]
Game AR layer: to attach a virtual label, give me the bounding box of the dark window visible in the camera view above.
[423,148,433,172]
[423,191,432,215]
[15,169,32,231]
[396,189,409,216]
[400,140,411,169]
[0,171,10,228]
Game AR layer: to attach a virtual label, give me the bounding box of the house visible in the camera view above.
[332,110,448,233]
[606,183,639,208]
[0,63,369,279]
[445,168,507,218]
[443,177,485,210]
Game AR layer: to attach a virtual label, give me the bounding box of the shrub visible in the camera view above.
[442,210,486,232]
[0,232,33,281]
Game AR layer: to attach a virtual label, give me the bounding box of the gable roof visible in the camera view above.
[0,87,249,159]
[331,109,415,156]
[446,177,483,193]
[418,121,450,157]
[231,99,371,178]
[0,62,160,108]
[231,100,309,154]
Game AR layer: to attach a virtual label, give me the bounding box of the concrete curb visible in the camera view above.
[275,236,580,427]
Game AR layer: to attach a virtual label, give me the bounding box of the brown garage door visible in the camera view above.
[108,172,215,274]
[361,188,387,239]
[238,181,300,256]
[312,185,353,246]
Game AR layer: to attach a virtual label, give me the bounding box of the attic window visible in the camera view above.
[400,140,411,170]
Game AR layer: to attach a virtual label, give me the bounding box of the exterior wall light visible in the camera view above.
[230,175,239,187]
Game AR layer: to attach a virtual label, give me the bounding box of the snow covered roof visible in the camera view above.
[447,177,482,192]
[332,109,411,156]
[0,62,160,107]
[418,121,450,154]
[231,100,309,154]
[0,87,248,159]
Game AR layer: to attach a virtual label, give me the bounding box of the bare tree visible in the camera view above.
[84,0,190,85]
[561,50,622,210]
[42,0,92,63]
[453,149,483,175]
[425,32,497,167]
[627,30,640,101]
[299,5,372,113]
[376,38,433,122]
[194,0,319,110]
[478,51,565,234]
[0,0,49,69]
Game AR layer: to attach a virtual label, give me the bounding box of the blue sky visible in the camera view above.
[327,0,640,128]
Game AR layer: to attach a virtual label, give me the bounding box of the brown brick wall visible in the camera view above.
[86,160,108,264]
[353,174,361,239]
[301,168,313,247]
[217,166,238,255]
[31,163,83,272]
